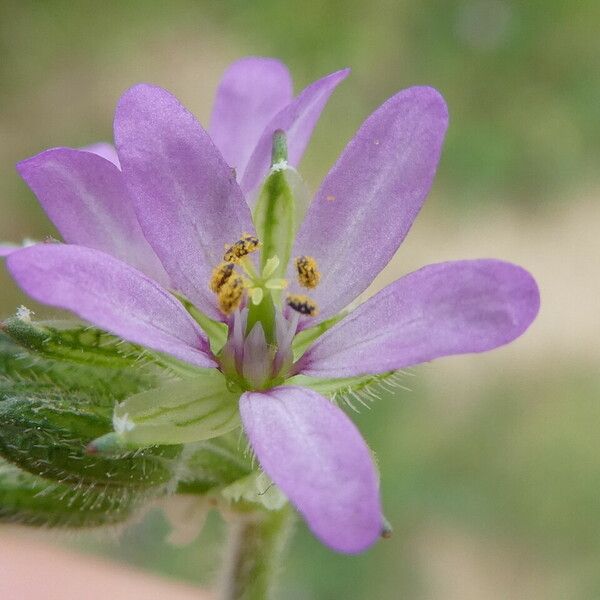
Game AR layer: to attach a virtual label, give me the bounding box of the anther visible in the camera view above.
[295,256,321,289]
[223,233,260,263]
[286,294,319,317]
[209,262,235,293]
[218,276,246,315]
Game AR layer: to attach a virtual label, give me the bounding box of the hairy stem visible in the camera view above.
[219,506,294,600]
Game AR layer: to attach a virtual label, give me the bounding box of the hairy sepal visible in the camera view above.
[173,292,228,355]
[176,434,253,495]
[105,373,241,448]
[222,471,287,511]
[2,317,156,371]
[288,370,407,406]
[0,389,180,489]
[0,459,138,528]
[0,331,154,400]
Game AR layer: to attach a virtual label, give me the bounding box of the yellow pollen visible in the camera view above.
[223,233,260,263]
[295,256,321,289]
[209,262,235,293]
[286,294,319,317]
[217,276,246,315]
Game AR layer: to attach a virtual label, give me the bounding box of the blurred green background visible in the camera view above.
[0,1,598,598]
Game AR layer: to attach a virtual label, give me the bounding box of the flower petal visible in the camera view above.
[7,244,215,368]
[81,142,121,167]
[299,260,540,378]
[292,86,449,322]
[240,385,381,553]
[17,148,169,285]
[0,243,20,257]
[240,69,349,196]
[210,57,293,175]
[114,84,254,319]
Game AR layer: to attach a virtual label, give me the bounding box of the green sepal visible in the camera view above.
[104,372,241,448]
[291,311,347,360]
[222,472,287,511]
[0,459,139,528]
[0,389,180,489]
[1,317,155,371]
[0,330,155,399]
[288,369,403,401]
[176,434,252,495]
[172,292,228,355]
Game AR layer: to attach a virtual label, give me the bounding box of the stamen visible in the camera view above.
[286,294,319,317]
[295,256,321,289]
[223,233,260,263]
[217,276,246,315]
[209,262,235,293]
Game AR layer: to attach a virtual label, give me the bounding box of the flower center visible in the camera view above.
[209,234,322,390]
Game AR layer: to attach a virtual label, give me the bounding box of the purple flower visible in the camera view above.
[6,57,539,554]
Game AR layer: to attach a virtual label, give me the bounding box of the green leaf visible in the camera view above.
[105,372,241,448]
[0,459,139,528]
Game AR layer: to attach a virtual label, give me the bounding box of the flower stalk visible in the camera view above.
[219,506,295,600]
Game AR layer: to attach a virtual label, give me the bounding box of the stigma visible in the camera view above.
[286,294,319,317]
[295,255,321,289]
[223,233,260,263]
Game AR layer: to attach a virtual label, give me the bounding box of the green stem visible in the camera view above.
[219,506,295,600]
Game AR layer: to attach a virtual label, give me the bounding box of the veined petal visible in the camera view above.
[292,86,448,322]
[240,69,349,196]
[114,84,254,320]
[210,57,293,176]
[299,260,540,378]
[81,142,121,168]
[240,386,381,553]
[17,148,169,285]
[7,244,215,368]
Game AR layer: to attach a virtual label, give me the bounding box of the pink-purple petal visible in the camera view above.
[7,244,215,368]
[299,260,540,378]
[81,142,121,168]
[292,86,449,323]
[16,148,169,286]
[0,243,21,257]
[114,84,254,320]
[210,57,293,176]
[240,386,381,553]
[240,69,350,196]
